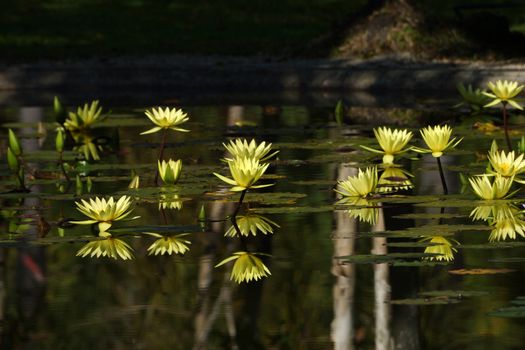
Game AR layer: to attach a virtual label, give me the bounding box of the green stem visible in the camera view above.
[154,128,168,185]
[436,157,448,195]
[58,151,70,182]
[231,190,247,250]
[502,103,513,152]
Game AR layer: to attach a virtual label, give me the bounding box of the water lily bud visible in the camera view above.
[75,175,83,196]
[199,204,206,231]
[7,147,19,172]
[8,129,22,156]
[335,100,344,126]
[17,168,25,188]
[86,177,93,193]
[158,159,182,185]
[55,127,65,152]
[54,96,67,124]
[128,175,140,189]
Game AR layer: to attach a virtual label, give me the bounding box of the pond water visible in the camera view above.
[1,99,525,350]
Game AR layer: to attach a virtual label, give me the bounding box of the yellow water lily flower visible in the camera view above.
[223,139,279,162]
[225,214,280,237]
[421,236,457,261]
[158,159,182,185]
[145,233,191,255]
[71,195,139,232]
[334,167,377,198]
[488,142,525,179]
[141,107,190,135]
[360,127,413,164]
[483,80,524,110]
[456,83,490,110]
[469,174,514,200]
[416,125,462,158]
[377,165,413,193]
[76,232,133,260]
[215,251,271,283]
[213,157,273,192]
[64,100,106,131]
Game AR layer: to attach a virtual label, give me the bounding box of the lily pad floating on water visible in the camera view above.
[420,290,489,298]
[448,268,515,275]
[390,297,461,305]
[110,224,201,235]
[459,242,525,249]
[488,297,525,318]
[336,252,440,264]
[358,224,489,238]
[249,205,334,214]
[392,213,466,220]
[488,257,525,263]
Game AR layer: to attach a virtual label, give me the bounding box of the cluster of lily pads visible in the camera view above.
[335,80,525,262]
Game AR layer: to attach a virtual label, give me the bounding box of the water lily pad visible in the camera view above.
[249,206,333,214]
[459,242,525,249]
[488,299,525,318]
[392,213,466,220]
[336,252,440,264]
[489,258,525,263]
[390,297,460,305]
[110,224,200,234]
[420,290,489,298]
[448,268,515,275]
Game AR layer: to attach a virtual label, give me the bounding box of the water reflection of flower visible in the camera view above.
[225,213,279,237]
[72,131,103,160]
[337,196,378,225]
[470,202,525,241]
[76,232,133,260]
[158,192,183,210]
[215,251,271,283]
[420,236,457,261]
[377,165,413,193]
[64,100,106,131]
[145,233,191,256]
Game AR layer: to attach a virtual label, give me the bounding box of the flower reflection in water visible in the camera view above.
[145,233,191,256]
[215,251,271,283]
[337,196,379,225]
[420,236,458,261]
[158,191,184,210]
[471,202,525,241]
[224,213,279,237]
[77,232,133,260]
[377,165,414,194]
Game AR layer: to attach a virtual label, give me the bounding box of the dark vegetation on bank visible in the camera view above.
[2,0,525,63]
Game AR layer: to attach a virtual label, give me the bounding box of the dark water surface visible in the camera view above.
[1,98,525,350]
